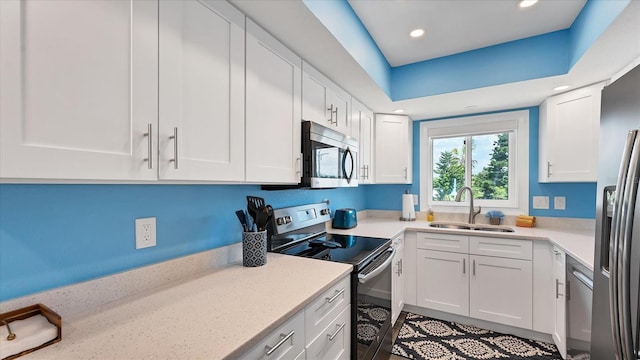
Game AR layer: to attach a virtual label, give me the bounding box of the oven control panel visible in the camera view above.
[271,202,332,234]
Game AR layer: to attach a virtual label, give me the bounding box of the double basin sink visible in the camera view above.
[429,221,515,233]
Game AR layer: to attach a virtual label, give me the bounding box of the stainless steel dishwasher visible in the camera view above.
[566,255,593,358]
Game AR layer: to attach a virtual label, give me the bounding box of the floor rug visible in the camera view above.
[392,313,562,360]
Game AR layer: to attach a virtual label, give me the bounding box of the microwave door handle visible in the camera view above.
[619,131,640,360]
[343,147,354,184]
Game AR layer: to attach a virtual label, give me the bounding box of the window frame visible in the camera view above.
[419,110,529,215]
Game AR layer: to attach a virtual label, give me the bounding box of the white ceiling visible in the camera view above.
[348,0,587,66]
[231,0,640,120]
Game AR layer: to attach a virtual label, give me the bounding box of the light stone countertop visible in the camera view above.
[22,253,352,360]
[328,217,595,271]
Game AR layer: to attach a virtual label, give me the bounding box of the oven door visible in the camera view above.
[353,247,395,360]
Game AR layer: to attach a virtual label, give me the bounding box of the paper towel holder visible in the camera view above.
[400,191,416,221]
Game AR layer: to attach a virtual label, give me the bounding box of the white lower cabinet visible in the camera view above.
[417,249,469,316]
[305,306,350,360]
[391,234,405,324]
[469,254,532,329]
[239,275,351,359]
[416,233,533,330]
[240,310,306,360]
[552,246,567,359]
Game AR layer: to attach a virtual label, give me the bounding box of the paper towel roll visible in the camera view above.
[401,194,416,221]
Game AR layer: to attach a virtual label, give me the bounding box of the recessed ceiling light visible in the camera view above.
[518,0,538,8]
[393,109,405,113]
[553,85,570,91]
[409,29,425,38]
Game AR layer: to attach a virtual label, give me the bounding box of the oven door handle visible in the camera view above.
[358,248,396,284]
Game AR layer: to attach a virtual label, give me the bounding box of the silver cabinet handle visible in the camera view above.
[265,330,294,356]
[326,288,345,304]
[333,106,338,126]
[547,161,552,178]
[403,167,408,180]
[328,322,346,341]
[366,165,369,179]
[143,123,153,169]
[399,258,403,275]
[555,278,564,298]
[169,127,178,169]
[296,154,302,177]
[463,258,466,274]
[361,165,367,179]
[472,259,476,275]
[327,104,334,125]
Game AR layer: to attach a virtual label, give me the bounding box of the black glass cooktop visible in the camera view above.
[275,233,391,270]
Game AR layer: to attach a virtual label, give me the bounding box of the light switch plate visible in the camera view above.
[554,196,566,210]
[412,194,419,205]
[532,196,550,209]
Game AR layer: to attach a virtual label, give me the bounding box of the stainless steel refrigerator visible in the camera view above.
[591,64,640,360]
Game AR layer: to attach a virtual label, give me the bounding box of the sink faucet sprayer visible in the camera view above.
[455,186,481,224]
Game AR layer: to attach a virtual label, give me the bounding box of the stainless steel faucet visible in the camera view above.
[455,186,481,224]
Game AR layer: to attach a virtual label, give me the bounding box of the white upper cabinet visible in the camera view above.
[245,19,302,184]
[158,0,245,181]
[0,0,158,180]
[302,62,351,136]
[374,114,412,184]
[351,98,374,184]
[539,83,604,183]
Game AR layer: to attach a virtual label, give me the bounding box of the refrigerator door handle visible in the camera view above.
[619,131,640,360]
[609,130,637,359]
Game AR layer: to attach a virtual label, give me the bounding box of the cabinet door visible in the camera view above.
[302,64,330,127]
[331,88,351,137]
[239,310,305,360]
[245,19,302,183]
[392,237,405,324]
[539,84,602,182]
[158,0,244,181]
[416,249,469,316]
[552,247,567,358]
[0,0,157,180]
[374,114,412,184]
[305,306,350,360]
[352,98,374,184]
[532,241,555,334]
[469,255,533,329]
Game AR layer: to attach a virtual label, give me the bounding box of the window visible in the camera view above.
[420,110,529,215]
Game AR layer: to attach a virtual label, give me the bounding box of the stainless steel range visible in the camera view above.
[268,202,394,360]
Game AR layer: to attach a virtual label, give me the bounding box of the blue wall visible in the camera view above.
[0,184,365,301]
[363,107,597,218]
[302,0,629,101]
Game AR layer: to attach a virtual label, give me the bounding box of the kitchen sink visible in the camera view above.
[429,222,515,233]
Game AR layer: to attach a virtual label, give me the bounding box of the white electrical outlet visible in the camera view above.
[554,196,566,210]
[412,194,419,205]
[532,196,550,209]
[135,217,156,249]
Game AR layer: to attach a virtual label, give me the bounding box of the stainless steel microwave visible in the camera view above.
[301,121,358,188]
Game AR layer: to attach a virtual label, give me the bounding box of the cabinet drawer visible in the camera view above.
[305,306,350,360]
[417,232,468,253]
[469,236,532,260]
[305,276,350,344]
[240,310,305,360]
